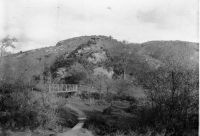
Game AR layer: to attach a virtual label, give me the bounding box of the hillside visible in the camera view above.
[0,36,198,85]
[0,35,198,135]
[139,40,199,70]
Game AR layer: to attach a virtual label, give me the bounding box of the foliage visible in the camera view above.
[0,36,17,56]
[0,82,77,130]
[108,45,131,79]
[104,130,166,136]
[134,67,198,135]
[50,56,75,78]
[91,74,112,92]
[62,62,89,84]
[112,79,132,96]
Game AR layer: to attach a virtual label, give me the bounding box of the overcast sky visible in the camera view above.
[0,0,199,51]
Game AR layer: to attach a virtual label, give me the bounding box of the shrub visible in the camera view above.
[134,68,199,135]
[0,82,77,131]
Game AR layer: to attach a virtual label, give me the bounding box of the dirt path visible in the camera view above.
[65,104,86,118]
[56,104,93,136]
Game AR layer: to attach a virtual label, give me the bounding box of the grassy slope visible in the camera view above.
[0,36,97,83]
[0,36,198,84]
[139,40,199,70]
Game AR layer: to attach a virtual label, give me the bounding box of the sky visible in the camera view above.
[0,0,199,51]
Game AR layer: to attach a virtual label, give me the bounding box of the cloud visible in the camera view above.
[136,0,198,30]
[0,0,198,52]
[136,9,167,29]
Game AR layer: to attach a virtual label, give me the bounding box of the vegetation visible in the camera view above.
[136,69,198,133]
[0,82,78,132]
[0,35,17,56]
[0,36,198,136]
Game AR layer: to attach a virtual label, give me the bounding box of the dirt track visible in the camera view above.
[55,104,93,136]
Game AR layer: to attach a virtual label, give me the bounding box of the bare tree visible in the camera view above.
[0,36,17,57]
[136,63,198,135]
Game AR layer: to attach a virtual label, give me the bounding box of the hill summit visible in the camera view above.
[0,35,198,85]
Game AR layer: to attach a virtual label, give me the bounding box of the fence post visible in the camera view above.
[49,84,51,92]
[66,84,68,92]
[61,84,64,91]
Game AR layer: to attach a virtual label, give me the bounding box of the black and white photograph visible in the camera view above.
[0,0,199,135]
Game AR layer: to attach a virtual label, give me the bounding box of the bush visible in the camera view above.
[0,82,77,131]
[134,68,199,135]
[104,130,166,136]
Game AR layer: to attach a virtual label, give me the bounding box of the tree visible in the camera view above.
[0,36,17,56]
[54,62,88,84]
[136,64,198,134]
[122,40,129,44]
[110,44,131,79]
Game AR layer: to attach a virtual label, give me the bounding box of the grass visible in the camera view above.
[104,130,166,136]
[0,128,58,136]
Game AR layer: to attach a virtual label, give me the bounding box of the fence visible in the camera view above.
[48,84,78,93]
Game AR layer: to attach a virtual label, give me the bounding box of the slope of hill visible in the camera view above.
[139,40,199,70]
[0,36,198,85]
[0,36,127,84]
